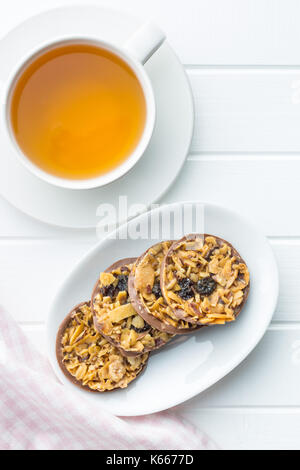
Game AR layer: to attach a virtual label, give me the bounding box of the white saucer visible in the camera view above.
[47,202,279,416]
[0,6,194,228]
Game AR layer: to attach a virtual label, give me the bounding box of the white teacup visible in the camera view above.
[4,22,165,190]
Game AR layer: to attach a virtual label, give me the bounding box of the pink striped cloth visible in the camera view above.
[0,307,217,450]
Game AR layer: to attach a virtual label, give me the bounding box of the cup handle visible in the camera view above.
[124,21,166,65]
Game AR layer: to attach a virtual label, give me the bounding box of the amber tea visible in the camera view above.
[10,43,147,180]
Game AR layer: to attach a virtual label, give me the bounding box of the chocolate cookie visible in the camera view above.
[161,234,250,326]
[56,302,148,392]
[128,241,199,334]
[92,259,173,356]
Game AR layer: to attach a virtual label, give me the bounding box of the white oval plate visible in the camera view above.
[47,202,279,416]
[0,6,193,228]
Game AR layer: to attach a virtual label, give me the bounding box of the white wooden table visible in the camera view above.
[1,0,300,450]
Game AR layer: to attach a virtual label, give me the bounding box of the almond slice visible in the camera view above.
[109,303,136,323]
[100,272,116,286]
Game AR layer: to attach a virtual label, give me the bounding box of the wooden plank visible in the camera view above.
[1,158,300,237]
[0,240,94,322]
[2,0,300,65]
[273,240,300,322]
[179,408,300,450]
[163,160,299,237]
[0,0,300,67]
[188,69,300,153]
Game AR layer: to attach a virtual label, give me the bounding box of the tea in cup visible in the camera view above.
[5,23,165,189]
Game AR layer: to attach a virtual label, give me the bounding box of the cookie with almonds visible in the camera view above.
[128,241,200,334]
[92,258,173,356]
[56,302,148,392]
[161,234,250,326]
